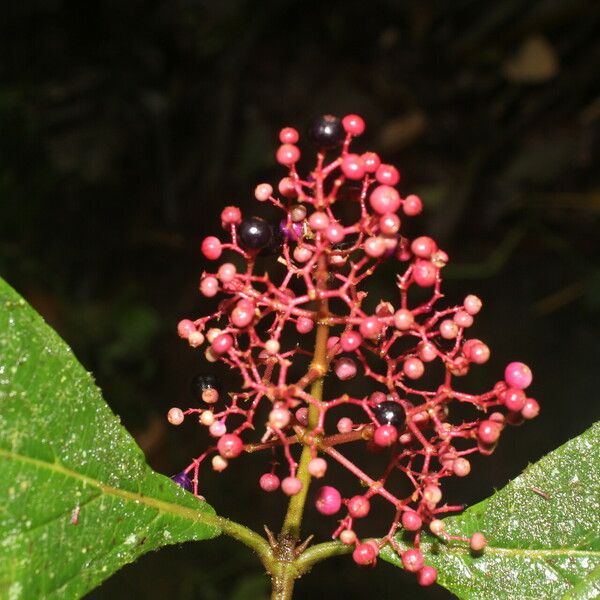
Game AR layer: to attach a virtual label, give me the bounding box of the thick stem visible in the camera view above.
[280,254,330,540]
[270,562,297,600]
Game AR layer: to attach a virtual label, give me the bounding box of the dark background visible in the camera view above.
[2,1,599,598]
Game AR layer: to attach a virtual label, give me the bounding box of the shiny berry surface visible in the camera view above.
[239,216,273,249]
[373,401,406,429]
[307,114,345,149]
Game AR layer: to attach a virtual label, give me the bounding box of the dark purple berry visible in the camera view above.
[373,401,406,429]
[308,115,345,149]
[239,217,273,250]
[279,219,303,242]
[171,471,193,492]
[259,223,284,256]
[191,374,220,398]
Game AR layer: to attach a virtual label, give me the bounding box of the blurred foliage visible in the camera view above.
[1,0,599,598]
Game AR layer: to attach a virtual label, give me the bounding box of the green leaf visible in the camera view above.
[0,278,221,599]
[381,422,600,599]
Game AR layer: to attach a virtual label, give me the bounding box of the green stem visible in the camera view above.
[215,516,273,568]
[270,561,298,600]
[280,255,330,540]
[295,541,352,574]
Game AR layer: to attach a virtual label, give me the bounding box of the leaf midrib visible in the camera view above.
[421,540,600,559]
[0,447,221,530]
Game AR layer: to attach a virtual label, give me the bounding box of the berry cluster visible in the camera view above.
[168,115,539,585]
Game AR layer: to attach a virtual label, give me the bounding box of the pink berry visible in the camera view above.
[276,143,300,165]
[369,391,387,405]
[212,455,228,472]
[418,341,437,362]
[200,276,219,297]
[364,236,386,258]
[281,476,303,496]
[413,260,437,287]
[254,183,273,201]
[220,205,241,225]
[401,510,422,531]
[369,185,401,214]
[201,236,222,260]
[340,530,356,545]
[308,457,328,478]
[375,164,400,186]
[279,127,299,144]
[463,339,490,364]
[361,151,381,173]
[478,420,501,444]
[418,566,438,586]
[505,361,533,390]
[503,388,526,412]
[202,388,219,404]
[260,473,280,492]
[411,236,437,259]
[489,411,506,425]
[464,294,482,315]
[374,424,398,447]
[522,397,540,419]
[440,319,459,339]
[269,405,290,429]
[337,417,353,434]
[167,408,184,425]
[402,549,424,572]
[341,154,366,180]
[347,495,370,518]
[453,457,471,477]
[342,114,365,136]
[315,486,342,515]
[334,357,357,381]
[359,316,382,339]
[394,309,414,331]
[177,319,196,339]
[326,336,340,352]
[231,305,254,328]
[353,542,377,566]
[470,532,487,552]
[293,246,312,263]
[211,333,233,354]
[340,330,362,352]
[279,177,297,198]
[403,357,425,379]
[265,339,280,355]
[217,434,243,459]
[295,407,309,426]
[209,421,226,437]
[296,317,314,334]
[379,213,401,235]
[200,410,215,426]
[325,222,345,244]
[423,484,442,506]
[218,262,236,283]
[403,194,423,216]
[454,310,474,328]
[308,211,330,231]
[429,519,445,536]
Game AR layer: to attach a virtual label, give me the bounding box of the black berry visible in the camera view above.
[308,115,345,149]
[373,401,406,429]
[239,217,273,250]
